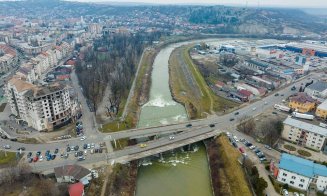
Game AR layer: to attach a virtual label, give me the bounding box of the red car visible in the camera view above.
[33,156,38,162]
[239,147,245,154]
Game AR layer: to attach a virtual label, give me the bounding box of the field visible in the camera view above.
[169,45,238,119]
[207,135,252,196]
[0,151,17,166]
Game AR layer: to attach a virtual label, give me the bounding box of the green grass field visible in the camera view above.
[0,151,17,166]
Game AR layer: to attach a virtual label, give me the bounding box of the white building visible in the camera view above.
[5,78,73,131]
[282,117,327,151]
[277,153,327,192]
[305,81,327,99]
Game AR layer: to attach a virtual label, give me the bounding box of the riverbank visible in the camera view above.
[169,45,238,119]
[104,161,138,196]
[205,135,252,196]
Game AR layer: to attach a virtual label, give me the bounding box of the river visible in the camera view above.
[136,43,213,196]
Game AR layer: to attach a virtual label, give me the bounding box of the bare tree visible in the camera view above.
[237,116,256,136]
[258,119,283,146]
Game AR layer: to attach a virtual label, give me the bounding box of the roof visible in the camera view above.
[283,117,327,136]
[317,99,327,110]
[279,153,327,178]
[8,77,35,92]
[54,164,91,180]
[289,93,316,104]
[238,89,252,97]
[306,81,327,92]
[68,182,84,196]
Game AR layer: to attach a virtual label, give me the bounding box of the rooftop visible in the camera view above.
[306,81,327,92]
[289,92,316,104]
[317,99,327,110]
[54,164,90,180]
[279,153,327,178]
[283,117,327,137]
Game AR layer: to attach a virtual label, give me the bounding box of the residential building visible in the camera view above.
[282,117,327,151]
[277,153,327,192]
[289,93,316,113]
[316,99,327,119]
[5,78,73,131]
[54,164,92,184]
[305,81,327,99]
[68,182,84,196]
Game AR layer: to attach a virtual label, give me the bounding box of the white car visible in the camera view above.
[226,132,230,136]
[264,101,267,105]
[169,136,175,140]
[80,136,86,141]
[84,150,87,156]
[3,145,11,149]
[91,143,95,148]
[233,136,239,142]
[252,107,256,111]
[282,189,289,196]
[39,155,43,161]
[249,145,256,150]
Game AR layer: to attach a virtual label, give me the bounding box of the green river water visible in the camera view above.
[136,44,213,196]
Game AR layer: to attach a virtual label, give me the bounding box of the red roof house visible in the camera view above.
[69,182,84,196]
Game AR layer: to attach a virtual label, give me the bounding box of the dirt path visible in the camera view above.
[100,166,112,196]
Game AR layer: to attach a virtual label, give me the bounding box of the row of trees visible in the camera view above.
[76,31,165,117]
[244,159,268,196]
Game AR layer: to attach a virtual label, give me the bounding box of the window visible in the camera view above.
[300,179,305,182]
[291,176,296,179]
[283,173,287,177]
[290,181,294,184]
[299,184,303,188]
[289,137,292,140]
[282,178,286,182]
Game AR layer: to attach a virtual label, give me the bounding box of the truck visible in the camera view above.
[274,104,290,112]
[292,112,314,120]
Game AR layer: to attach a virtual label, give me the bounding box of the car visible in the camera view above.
[209,124,215,128]
[274,93,279,96]
[84,150,87,156]
[245,143,252,147]
[281,94,284,96]
[169,136,175,140]
[186,124,192,128]
[75,152,78,157]
[64,154,69,159]
[259,157,267,162]
[37,151,42,156]
[293,193,299,196]
[95,149,99,153]
[74,146,79,151]
[17,147,26,151]
[60,154,64,158]
[91,143,95,148]
[252,107,256,111]
[139,143,147,148]
[99,148,103,153]
[80,136,86,141]
[3,144,11,149]
[78,156,85,161]
[234,112,239,115]
[282,189,289,196]
[27,152,32,158]
[258,154,265,159]
[51,155,56,160]
[239,147,245,153]
[226,132,230,136]
[46,155,51,161]
[54,148,59,154]
[232,142,238,148]
[264,101,268,105]
[87,144,91,149]
[229,118,235,121]
[28,158,33,163]
[83,144,87,149]
[291,86,296,91]
[90,149,94,154]
[33,156,38,162]
[240,138,245,142]
[254,149,260,153]
[272,111,277,114]
[264,145,272,150]
[66,147,71,152]
[10,138,17,142]
[249,145,256,150]
[39,155,43,161]
[257,152,264,157]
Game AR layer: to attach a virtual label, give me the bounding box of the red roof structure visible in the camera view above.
[69,182,84,196]
[238,89,252,98]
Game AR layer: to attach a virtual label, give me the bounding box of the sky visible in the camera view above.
[73,0,327,8]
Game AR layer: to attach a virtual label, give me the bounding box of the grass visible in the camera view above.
[17,137,40,144]
[215,136,252,196]
[111,138,129,150]
[0,103,6,112]
[297,149,312,157]
[284,144,296,151]
[169,46,238,119]
[0,151,17,166]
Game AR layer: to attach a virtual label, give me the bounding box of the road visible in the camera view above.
[1,71,315,173]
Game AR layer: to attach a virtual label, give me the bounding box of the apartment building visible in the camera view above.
[6,78,72,131]
[282,117,327,151]
[316,99,327,119]
[277,153,327,192]
[305,81,327,99]
[289,93,316,113]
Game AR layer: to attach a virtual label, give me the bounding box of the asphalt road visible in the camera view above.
[1,72,315,172]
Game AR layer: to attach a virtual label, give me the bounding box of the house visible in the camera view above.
[282,117,327,151]
[316,99,327,119]
[238,89,253,100]
[54,164,92,184]
[68,182,84,196]
[289,93,316,113]
[305,81,327,99]
[277,153,327,192]
[215,81,225,89]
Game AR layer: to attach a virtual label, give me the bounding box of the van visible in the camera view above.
[282,189,289,196]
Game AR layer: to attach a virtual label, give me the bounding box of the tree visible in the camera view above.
[238,116,256,135]
[259,119,283,146]
[254,177,268,196]
[283,183,289,190]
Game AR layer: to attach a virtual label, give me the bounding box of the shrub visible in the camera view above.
[284,144,296,151]
[297,149,311,157]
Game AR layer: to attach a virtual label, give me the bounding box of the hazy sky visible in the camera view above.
[74,0,327,8]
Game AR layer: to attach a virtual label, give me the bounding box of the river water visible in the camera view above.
[136,44,213,196]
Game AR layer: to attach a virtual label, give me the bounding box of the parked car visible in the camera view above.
[66,147,71,152]
[254,148,260,153]
[275,93,279,96]
[239,147,245,153]
[51,155,56,160]
[28,158,33,163]
[75,152,78,157]
[33,156,38,162]
[233,136,239,142]
[27,152,32,158]
[139,143,147,148]
[169,136,175,140]
[252,107,256,111]
[54,148,59,154]
[186,124,192,128]
[234,112,239,115]
[99,148,103,153]
[91,143,95,148]
[80,136,86,141]
[17,147,25,151]
[245,143,252,147]
[39,155,43,161]
[259,157,267,162]
[232,142,238,148]
[3,144,11,149]
[74,146,79,151]
[83,144,87,149]
[87,144,91,149]
[226,132,230,136]
[282,189,289,196]
[229,118,235,121]
[37,151,42,156]
[264,145,272,150]
[249,145,256,150]
[209,124,215,128]
[78,156,85,161]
